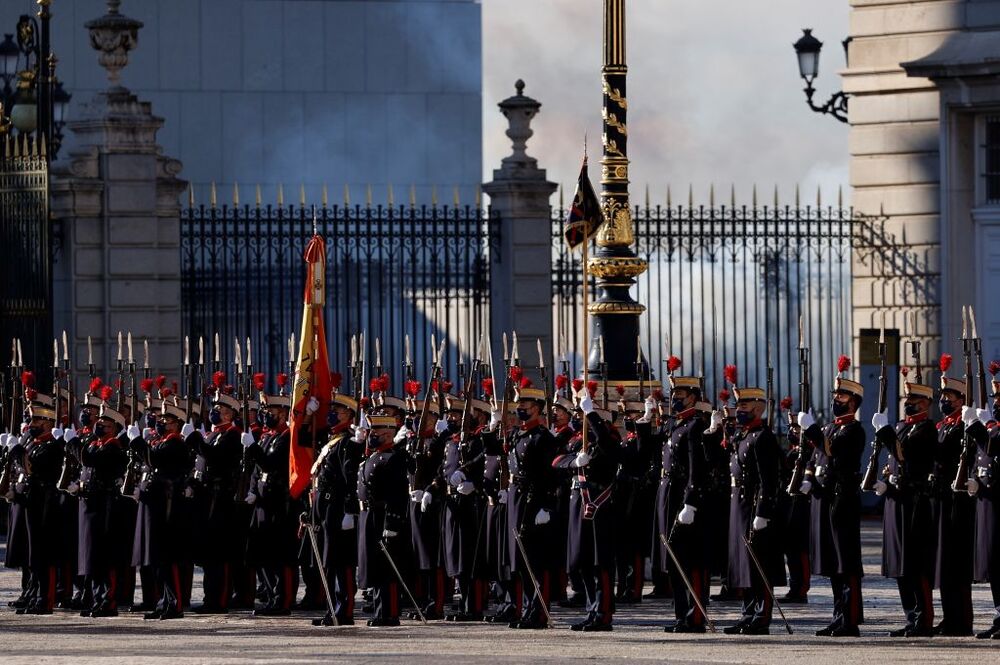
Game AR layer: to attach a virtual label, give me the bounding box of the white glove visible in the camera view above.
[393,426,412,444]
[571,451,591,468]
[637,396,656,424]
[410,489,425,503]
[0,434,7,449]
[449,470,466,487]
[874,480,888,496]
[420,491,433,512]
[457,481,475,495]
[489,410,501,430]
[796,410,816,431]
[245,492,257,505]
[705,410,724,434]
[434,418,449,434]
[184,487,194,498]
[871,410,889,432]
[67,481,80,495]
[198,425,208,439]
[143,427,156,442]
[962,405,979,427]
[800,479,813,495]
[979,408,992,424]
[305,397,320,416]
[241,431,255,448]
[52,427,64,440]
[63,426,77,442]
[181,422,195,438]
[751,516,769,531]
[967,478,979,496]
[341,514,356,530]
[351,426,369,444]
[126,424,141,440]
[677,504,697,525]
[357,410,370,431]
[534,508,551,526]
[381,528,398,539]
[6,433,17,449]
[579,393,594,415]
[20,421,28,434]
[497,489,508,503]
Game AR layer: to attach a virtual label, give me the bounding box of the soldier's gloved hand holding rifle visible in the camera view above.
[677,504,697,525]
[871,410,889,434]
[240,431,255,448]
[706,410,724,434]
[434,418,449,434]
[181,422,195,438]
[127,423,140,440]
[636,396,656,424]
[534,508,551,526]
[751,516,769,531]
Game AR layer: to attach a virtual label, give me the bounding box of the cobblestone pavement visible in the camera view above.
[0,521,997,663]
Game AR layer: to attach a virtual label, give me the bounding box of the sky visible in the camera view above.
[482,0,851,207]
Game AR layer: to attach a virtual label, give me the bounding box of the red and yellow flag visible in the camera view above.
[288,235,332,500]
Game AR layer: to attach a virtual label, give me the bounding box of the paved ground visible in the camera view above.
[0,520,997,663]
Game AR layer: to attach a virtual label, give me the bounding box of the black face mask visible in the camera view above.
[938,400,956,416]
[155,422,167,437]
[79,410,92,427]
[516,408,531,422]
[624,419,637,432]
[208,410,223,425]
[256,410,266,426]
[735,411,753,426]
[447,420,460,433]
[831,401,850,417]
[27,426,42,439]
[904,403,921,417]
[93,423,106,438]
[993,403,1000,422]
[145,413,156,429]
[263,412,279,429]
[366,434,382,450]
[671,398,686,414]
[570,416,583,432]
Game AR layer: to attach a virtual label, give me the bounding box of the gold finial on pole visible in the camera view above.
[431,185,438,207]
[453,186,460,207]
[300,184,306,206]
[188,182,195,207]
[232,181,239,207]
[255,184,262,208]
[410,184,416,207]
[277,183,284,207]
[321,183,328,208]
[387,183,394,207]
[344,184,350,207]
[210,181,217,208]
[366,184,372,208]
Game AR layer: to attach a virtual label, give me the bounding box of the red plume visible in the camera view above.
[276,373,289,388]
[651,388,664,401]
[939,353,952,373]
[140,378,154,394]
[99,385,114,402]
[555,374,569,390]
[369,373,390,394]
[667,355,682,373]
[212,371,226,388]
[780,396,793,411]
[719,388,730,402]
[253,372,265,391]
[172,381,179,396]
[586,380,599,397]
[509,366,523,383]
[724,364,738,385]
[155,374,167,389]
[223,384,234,395]
[837,355,851,373]
[482,378,494,397]
[615,384,626,397]
[990,360,1000,377]
[89,377,103,394]
[442,380,454,393]
[161,387,173,398]
[404,380,422,398]
[25,388,37,401]
[359,396,371,409]
[519,377,533,389]
[330,372,343,390]
[900,366,910,378]
[21,371,34,388]
[431,379,440,393]
[572,378,584,394]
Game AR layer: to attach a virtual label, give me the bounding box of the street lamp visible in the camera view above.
[793,28,848,124]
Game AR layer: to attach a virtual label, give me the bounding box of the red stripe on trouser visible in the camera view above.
[46,567,57,610]
[108,569,118,610]
[220,563,230,609]
[600,569,612,623]
[920,577,934,628]
[691,568,704,625]
[800,553,811,594]
[345,568,355,618]
[514,577,523,616]
[282,566,293,610]
[171,565,183,612]
[634,554,643,597]
[541,571,550,611]
[389,581,398,618]
[435,568,445,615]
[847,576,860,626]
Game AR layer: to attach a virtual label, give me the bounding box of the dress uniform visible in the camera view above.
[506,377,559,629]
[723,379,785,635]
[872,371,938,637]
[132,393,194,620]
[779,412,811,605]
[549,395,577,607]
[483,405,519,623]
[930,357,974,636]
[357,415,411,626]
[964,369,1000,639]
[797,358,866,637]
[653,369,711,633]
[4,375,39,612]
[188,375,246,613]
[245,373,301,616]
[309,390,361,626]
[704,393,738,602]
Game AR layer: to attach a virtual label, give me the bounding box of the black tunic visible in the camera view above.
[654,410,709,573]
[483,429,511,582]
[190,424,244,564]
[801,417,865,576]
[75,434,130,574]
[968,420,1000,582]
[246,426,302,567]
[4,431,32,569]
[441,429,488,577]
[506,420,559,574]
[357,442,410,587]
[309,427,361,569]
[132,432,194,567]
[933,413,975,588]
[614,421,658,567]
[20,433,65,568]
[408,429,446,570]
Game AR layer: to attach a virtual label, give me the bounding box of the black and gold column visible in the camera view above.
[588,0,649,383]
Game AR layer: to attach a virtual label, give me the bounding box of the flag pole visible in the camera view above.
[582,223,589,454]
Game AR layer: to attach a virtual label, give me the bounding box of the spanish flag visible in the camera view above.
[288,234,333,500]
[563,156,603,251]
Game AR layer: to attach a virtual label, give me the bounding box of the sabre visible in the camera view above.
[302,512,339,626]
[511,528,555,626]
[659,533,716,632]
[742,533,793,634]
[379,540,427,624]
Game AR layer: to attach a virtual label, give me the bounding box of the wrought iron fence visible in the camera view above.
[552,196,858,422]
[181,202,499,391]
[0,134,50,376]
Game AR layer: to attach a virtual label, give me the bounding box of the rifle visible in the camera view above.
[537,339,551,428]
[636,336,645,401]
[183,336,193,422]
[198,335,209,426]
[62,331,73,430]
[861,315,888,492]
[786,318,811,495]
[115,331,125,410]
[128,333,137,427]
[952,306,974,492]
[418,338,446,437]
[909,312,923,384]
[598,335,608,410]
[458,335,483,449]
[765,343,775,427]
[234,338,253,502]
[52,338,61,429]
[0,339,22,500]
[437,332,448,419]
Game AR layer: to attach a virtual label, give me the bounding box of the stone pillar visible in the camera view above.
[50,0,185,381]
[482,80,558,370]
